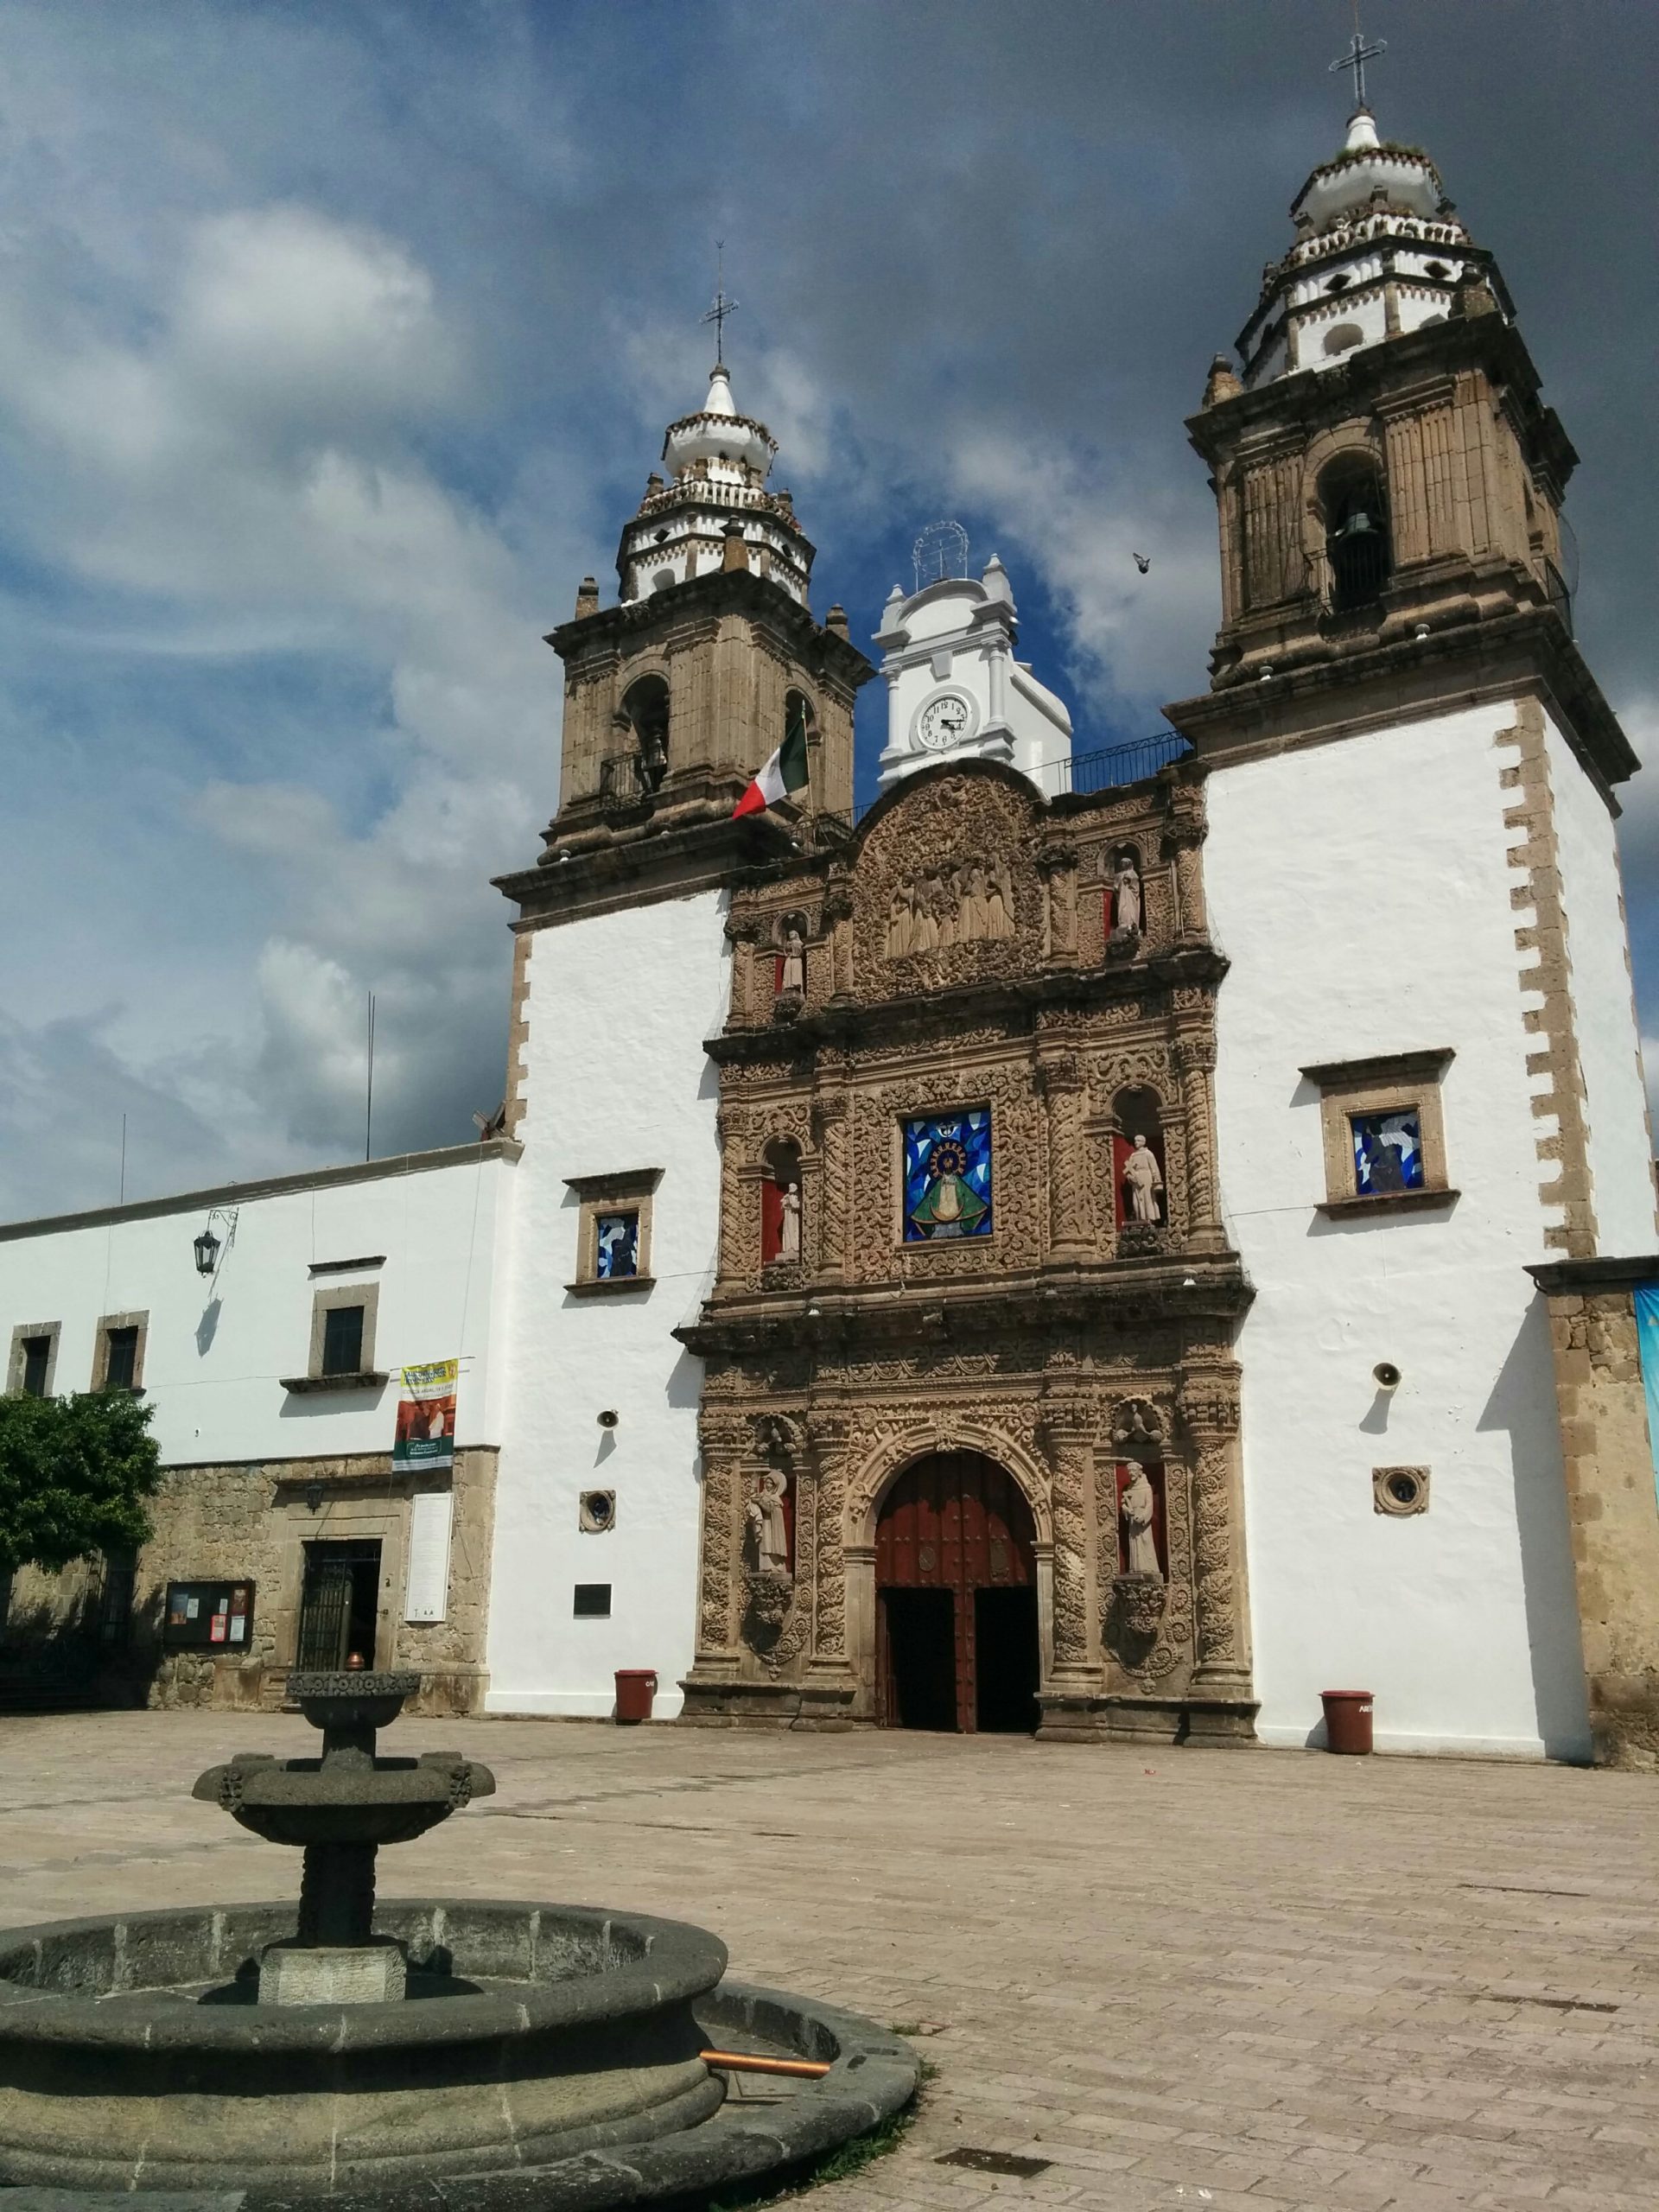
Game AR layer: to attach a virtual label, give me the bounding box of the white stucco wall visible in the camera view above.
[485,889,728,1719]
[1542,709,1657,1252]
[0,1148,513,1465]
[1206,702,1592,1760]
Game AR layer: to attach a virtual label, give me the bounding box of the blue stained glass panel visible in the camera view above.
[595,1211,639,1279]
[903,1110,993,1243]
[1350,1109,1425,1196]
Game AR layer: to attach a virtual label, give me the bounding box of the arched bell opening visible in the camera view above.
[1320,455,1391,613]
[760,1138,802,1266]
[1112,1085,1167,1231]
[621,673,671,791]
[874,1452,1039,1734]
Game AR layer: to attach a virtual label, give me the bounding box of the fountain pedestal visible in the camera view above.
[192,1669,493,2006]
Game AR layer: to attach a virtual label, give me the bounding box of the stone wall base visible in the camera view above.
[677,1675,861,1730]
[1588,1675,1659,1772]
[1038,1691,1259,1745]
[145,1658,489,1719]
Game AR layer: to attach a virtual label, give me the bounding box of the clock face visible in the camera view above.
[917,690,972,751]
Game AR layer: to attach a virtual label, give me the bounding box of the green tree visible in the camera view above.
[0,1390,161,1578]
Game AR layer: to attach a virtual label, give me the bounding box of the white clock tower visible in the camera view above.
[874,548,1072,796]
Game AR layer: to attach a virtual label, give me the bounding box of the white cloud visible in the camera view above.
[944,428,1217,713]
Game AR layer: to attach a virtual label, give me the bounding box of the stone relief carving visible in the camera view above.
[853,773,1041,995]
[885,858,1016,958]
[1110,1397,1166,1452]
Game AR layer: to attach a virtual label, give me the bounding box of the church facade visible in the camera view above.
[5,105,1659,1764]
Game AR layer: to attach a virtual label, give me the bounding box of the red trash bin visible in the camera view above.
[1321,1689,1374,1755]
[613,1669,658,1725]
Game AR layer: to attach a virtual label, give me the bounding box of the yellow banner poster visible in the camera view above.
[394,1358,458,1472]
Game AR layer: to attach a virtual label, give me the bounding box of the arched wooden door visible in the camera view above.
[875,1453,1039,1733]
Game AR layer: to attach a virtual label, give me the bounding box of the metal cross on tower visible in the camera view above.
[1329,11,1385,111]
[701,243,739,367]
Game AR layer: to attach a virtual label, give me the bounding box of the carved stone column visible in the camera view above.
[1173,1027,1225,1255]
[1177,1366,1255,1738]
[821,883,855,1001]
[1164,786,1209,946]
[689,1406,749,1669]
[713,1107,743,1293]
[802,1412,859,1723]
[1037,844,1079,965]
[812,1079,851,1284]
[1039,1396,1096,1698]
[1037,1050,1090,1262]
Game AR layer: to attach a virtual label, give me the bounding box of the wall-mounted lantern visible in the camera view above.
[192,1206,238,1281]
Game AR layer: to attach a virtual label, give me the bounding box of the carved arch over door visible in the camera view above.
[842,1419,1054,1721]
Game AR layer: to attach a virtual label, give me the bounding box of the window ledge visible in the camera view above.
[564,1275,656,1298]
[1318,1187,1459,1220]
[280,1370,391,1395]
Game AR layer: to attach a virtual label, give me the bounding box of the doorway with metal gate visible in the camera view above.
[875,1453,1039,1733]
[295,1540,382,1673]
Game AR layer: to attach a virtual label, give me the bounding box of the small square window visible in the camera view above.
[91,1312,148,1395]
[288,1281,382,1394]
[573,1582,613,1618]
[594,1211,639,1281]
[9,1323,59,1399]
[104,1326,140,1391]
[565,1169,660,1295]
[321,1303,365,1376]
[1350,1109,1426,1196]
[1301,1050,1455,1219]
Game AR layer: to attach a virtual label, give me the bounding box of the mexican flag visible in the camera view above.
[732,708,809,819]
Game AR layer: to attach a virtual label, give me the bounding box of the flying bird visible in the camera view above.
[1134,552,1151,574]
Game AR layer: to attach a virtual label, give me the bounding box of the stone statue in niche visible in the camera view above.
[1107,848,1141,939]
[746,1469,791,1578]
[1120,1465,1162,1580]
[778,1181,802,1262]
[883,855,1017,958]
[1122,1135,1165,1224]
[778,920,805,995]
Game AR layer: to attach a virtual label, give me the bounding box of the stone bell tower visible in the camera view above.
[483,362,872,1723]
[1192,105,1584,691]
[1167,88,1655,1764]
[539,363,868,857]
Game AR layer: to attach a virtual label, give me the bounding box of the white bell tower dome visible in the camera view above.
[873,535,1072,797]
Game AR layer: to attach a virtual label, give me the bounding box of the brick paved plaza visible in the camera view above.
[2,1713,1655,2209]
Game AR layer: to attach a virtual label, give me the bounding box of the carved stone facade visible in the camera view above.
[677,758,1256,1742]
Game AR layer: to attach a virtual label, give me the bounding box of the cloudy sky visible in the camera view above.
[3,0,1656,1220]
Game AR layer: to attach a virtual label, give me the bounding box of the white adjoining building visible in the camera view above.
[4,101,1658,1767]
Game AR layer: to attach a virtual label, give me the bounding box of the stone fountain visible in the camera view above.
[0,1674,917,2206]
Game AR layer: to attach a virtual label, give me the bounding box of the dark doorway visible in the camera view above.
[296,1540,382,1672]
[880,1588,957,1731]
[975,1586,1040,1732]
[874,1453,1039,1733]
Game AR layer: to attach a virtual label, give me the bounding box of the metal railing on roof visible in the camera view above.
[1053,730,1192,795]
[850,730,1191,823]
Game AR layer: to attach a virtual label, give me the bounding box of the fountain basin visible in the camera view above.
[0,1900,726,2196]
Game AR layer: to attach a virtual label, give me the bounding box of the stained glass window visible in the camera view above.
[594,1211,640,1279]
[1350,1109,1425,1196]
[902,1110,993,1243]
